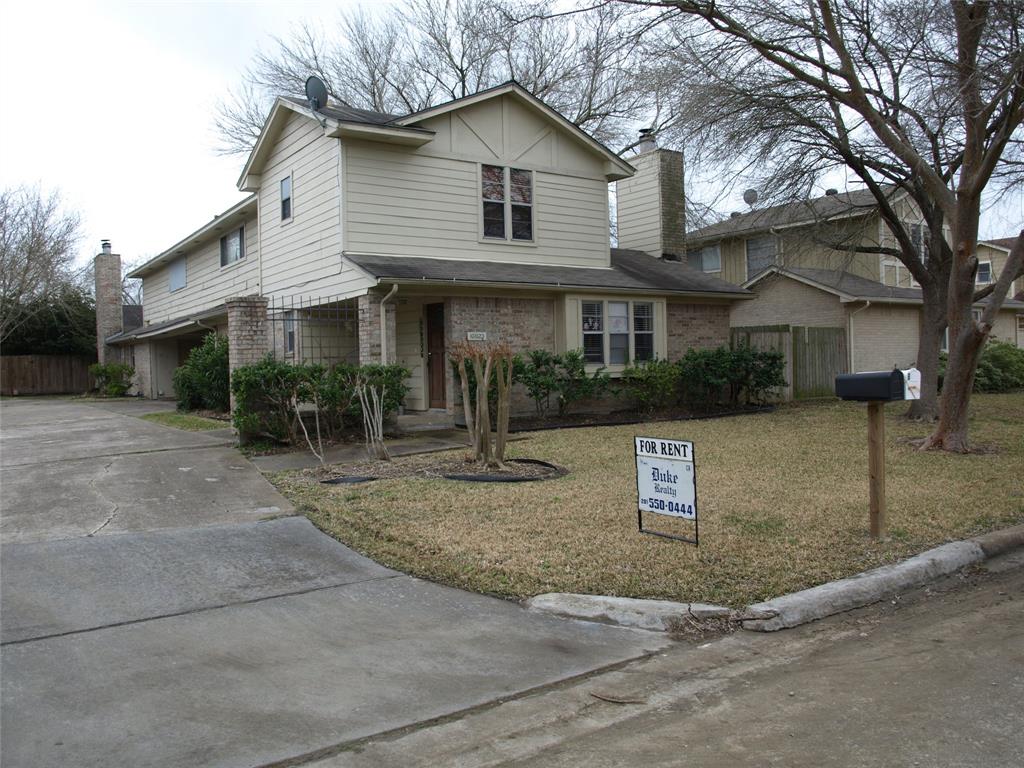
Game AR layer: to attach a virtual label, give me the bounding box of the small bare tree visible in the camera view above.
[451,341,515,469]
[357,379,391,461]
[0,185,83,345]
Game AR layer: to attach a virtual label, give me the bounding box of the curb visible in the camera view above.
[524,593,731,632]
[742,523,1024,632]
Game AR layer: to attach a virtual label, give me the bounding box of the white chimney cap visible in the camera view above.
[100,240,112,254]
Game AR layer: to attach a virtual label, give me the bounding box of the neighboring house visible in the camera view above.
[685,189,1023,388]
[100,81,749,410]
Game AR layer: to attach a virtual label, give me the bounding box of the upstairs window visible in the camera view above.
[220,226,245,267]
[977,261,992,284]
[688,244,721,273]
[481,165,533,242]
[168,258,186,292]
[280,175,292,221]
[745,235,777,279]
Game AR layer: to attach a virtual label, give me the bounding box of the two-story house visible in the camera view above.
[684,188,1023,380]
[100,82,749,411]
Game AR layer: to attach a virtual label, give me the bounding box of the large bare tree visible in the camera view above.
[0,186,83,345]
[617,0,1023,450]
[216,0,663,156]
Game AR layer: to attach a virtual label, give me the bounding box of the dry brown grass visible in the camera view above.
[272,393,1024,607]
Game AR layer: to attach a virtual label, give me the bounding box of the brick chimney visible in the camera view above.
[94,240,123,364]
[616,133,686,260]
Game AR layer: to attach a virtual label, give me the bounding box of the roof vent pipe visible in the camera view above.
[101,240,112,254]
[825,188,839,196]
[637,128,657,153]
[730,212,741,219]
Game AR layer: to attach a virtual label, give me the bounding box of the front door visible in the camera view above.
[426,303,446,408]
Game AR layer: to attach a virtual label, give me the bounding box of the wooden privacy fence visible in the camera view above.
[0,355,96,396]
[731,325,848,401]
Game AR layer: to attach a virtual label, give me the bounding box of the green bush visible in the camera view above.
[676,344,785,410]
[88,362,135,397]
[172,334,230,412]
[939,340,1024,393]
[231,358,410,443]
[621,358,680,415]
[517,349,560,417]
[555,349,610,415]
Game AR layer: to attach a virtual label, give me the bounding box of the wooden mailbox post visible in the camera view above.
[836,368,920,539]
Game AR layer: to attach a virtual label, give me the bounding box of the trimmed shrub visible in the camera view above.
[231,358,410,443]
[517,349,560,417]
[677,344,785,410]
[621,358,680,415]
[555,349,610,415]
[88,362,135,397]
[172,334,230,413]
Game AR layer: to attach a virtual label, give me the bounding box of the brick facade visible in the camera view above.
[445,296,556,414]
[94,251,123,364]
[226,296,269,413]
[666,302,731,359]
[358,293,397,364]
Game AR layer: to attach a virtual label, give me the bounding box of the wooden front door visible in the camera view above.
[426,303,446,408]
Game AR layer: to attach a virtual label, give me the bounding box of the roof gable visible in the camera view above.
[395,82,634,181]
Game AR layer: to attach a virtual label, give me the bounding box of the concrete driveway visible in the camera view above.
[0,398,666,768]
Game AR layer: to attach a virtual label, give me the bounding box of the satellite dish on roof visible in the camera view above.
[305,76,329,111]
[742,188,759,206]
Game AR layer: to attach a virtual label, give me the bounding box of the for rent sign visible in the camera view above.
[635,437,698,544]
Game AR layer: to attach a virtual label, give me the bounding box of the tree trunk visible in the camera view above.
[922,207,984,451]
[457,358,476,454]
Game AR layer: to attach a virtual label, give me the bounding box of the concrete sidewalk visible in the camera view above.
[1,398,668,768]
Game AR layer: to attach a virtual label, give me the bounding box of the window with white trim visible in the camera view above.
[481,165,533,242]
[220,226,244,267]
[168,258,186,292]
[580,300,656,365]
[280,175,292,221]
[977,261,992,284]
[688,244,721,273]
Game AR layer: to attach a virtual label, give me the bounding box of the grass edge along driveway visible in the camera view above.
[272,393,1024,608]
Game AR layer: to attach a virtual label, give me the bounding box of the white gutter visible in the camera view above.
[379,283,399,364]
[847,300,871,372]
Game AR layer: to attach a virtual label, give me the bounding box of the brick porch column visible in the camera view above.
[226,296,269,415]
[357,292,397,364]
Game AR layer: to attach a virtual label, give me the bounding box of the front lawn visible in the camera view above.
[140,412,228,431]
[273,393,1024,607]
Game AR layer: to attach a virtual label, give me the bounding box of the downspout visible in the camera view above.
[847,300,871,372]
[380,283,399,364]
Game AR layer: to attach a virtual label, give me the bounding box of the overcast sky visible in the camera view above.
[1,0,1020,274]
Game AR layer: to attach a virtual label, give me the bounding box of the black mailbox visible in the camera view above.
[835,370,905,402]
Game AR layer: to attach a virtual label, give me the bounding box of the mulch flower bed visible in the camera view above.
[314,455,565,484]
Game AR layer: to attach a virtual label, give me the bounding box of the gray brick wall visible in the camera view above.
[94,252,123,364]
[658,151,686,259]
[226,296,269,414]
[666,302,731,359]
[358,292,397,365]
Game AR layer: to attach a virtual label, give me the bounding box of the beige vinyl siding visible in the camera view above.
[850,304,920,372]
[978,242,1020,297]
[395,297,428,410]
[730,274,847,328]
[715,238,752,285]
[616,152,662,256]
[141,217,259,325]
[991,308,1021,346]
[777,215,880,280]
[344,141,610,268]
[258,111,373,301]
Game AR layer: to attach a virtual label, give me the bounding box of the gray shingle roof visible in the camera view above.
[688,187,890,244]
[760,267,1024,308]
[281,96,398,125]
[347,249,750,297]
